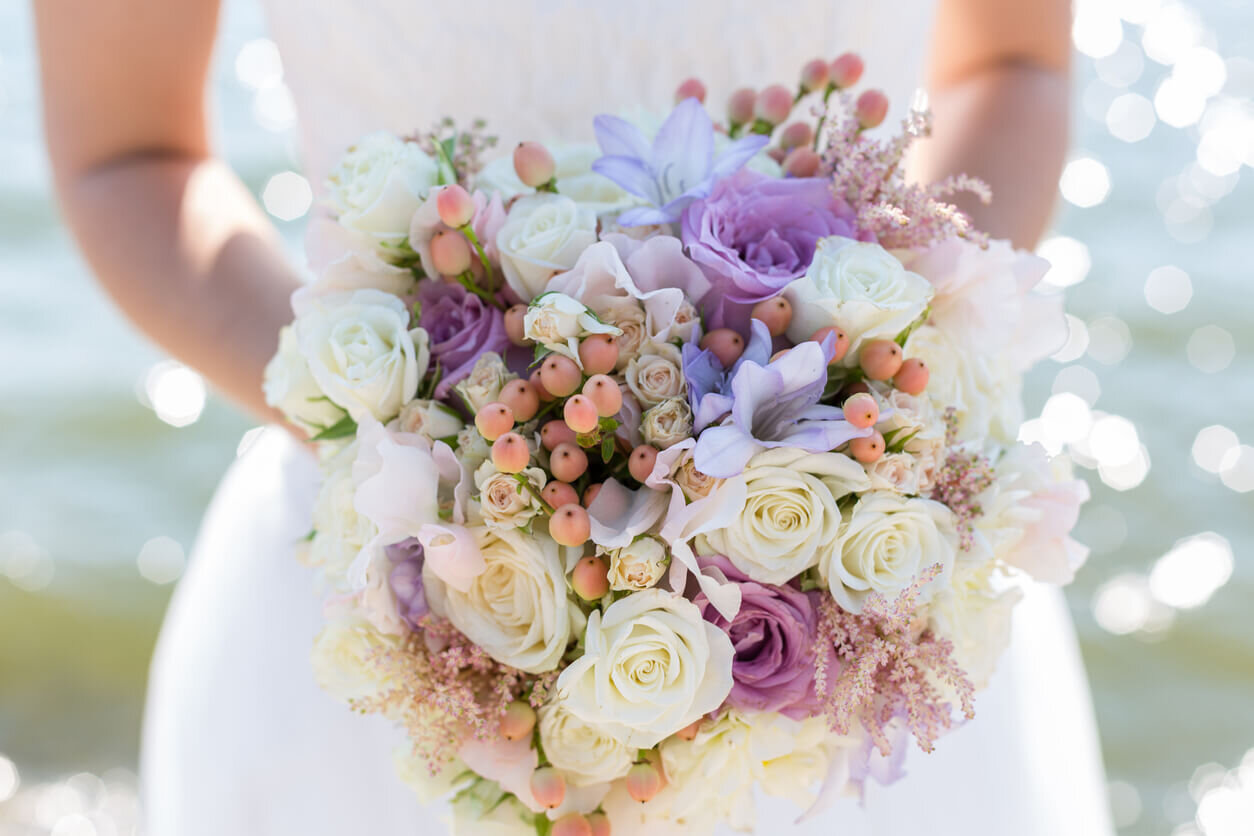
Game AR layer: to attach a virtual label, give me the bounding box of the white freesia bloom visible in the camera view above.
[697,448,871,585]
[904,324,1022,443]
[496,194,597,300]
[820,492,959,614]
[424,527,581,674]
[555,589,733,748]
[928,563,1021,688]
[296,289,429,422]
[784,238,934,363]
[453,352,516,413]
[523,292,620,361]
[325,131,439,241]
[474,460,546,530]
[263,324,347,433]
[538,701,635,787]
[394,398,465,442]
[309,612,401,703]
[605,536,669,591]
[625,343,686,407]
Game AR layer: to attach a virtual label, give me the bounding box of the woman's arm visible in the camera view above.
[912,0,1072,249]
[35,0,301,423]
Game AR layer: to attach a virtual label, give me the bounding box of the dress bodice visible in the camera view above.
[257,0,937,186]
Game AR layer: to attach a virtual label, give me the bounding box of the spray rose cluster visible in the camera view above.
[266,52,1088,836]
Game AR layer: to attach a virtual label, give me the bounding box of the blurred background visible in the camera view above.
[2,0,1252,833]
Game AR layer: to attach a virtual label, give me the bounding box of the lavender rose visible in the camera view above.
[681,170,857,314]
[417,282,509,399]
[694,554,823,718]
[386,537,428,630]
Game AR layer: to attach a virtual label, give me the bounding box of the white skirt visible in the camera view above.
[142,428,1115,835]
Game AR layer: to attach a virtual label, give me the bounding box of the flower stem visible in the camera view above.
[461,226,496,292]
[455,270,503,309]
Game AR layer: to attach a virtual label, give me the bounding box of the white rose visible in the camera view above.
[263,325,347,433]
[424,527,580,673]
[538,701,635,787]
[784,238,934,364]
[903,324,1022,444]
[820,492,959,614]
[309,441,376,580]
[325,131,440,241]
[864,452,923,494]
[496,194,597,300]
[555,589,734,748]
[605,537,669,591]
[474,460,546,530]
[927,563,1021,688]
[295,289,430,422]
[697,448,871,584]
[607,300,648,370]
[394,399,465,442]
[625,343,686,407]
[453,352,516,413]
[310,612,401,703]
[640,397,693,450]
[523,292,620,361]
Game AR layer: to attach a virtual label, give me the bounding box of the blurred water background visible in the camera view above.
[2,0,1253,833]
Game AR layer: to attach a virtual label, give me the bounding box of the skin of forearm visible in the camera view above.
[910,63,1070,249]
[57,153,300,422]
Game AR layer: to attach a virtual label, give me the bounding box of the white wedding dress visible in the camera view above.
[142,2,1116,834]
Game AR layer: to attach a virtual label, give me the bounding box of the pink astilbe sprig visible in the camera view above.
[352,616,528,773]
[815,94,990,250]
[814,565,976,755]
[410,117,499,182]
[929,407,997,550]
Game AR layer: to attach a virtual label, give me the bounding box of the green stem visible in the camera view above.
[456,271,502,309]
[812,83,837,152]
[516,475,555,516]
[461,226,496,292]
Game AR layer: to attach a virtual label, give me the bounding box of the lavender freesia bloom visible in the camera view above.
[417,282,509,399]
[386,537,428,630]
[683,318,773,433]
[592,98,768,226]
[692,339,870,478]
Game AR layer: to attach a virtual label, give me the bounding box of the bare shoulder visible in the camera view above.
[33,0,222,177]
[929,0,1071,87]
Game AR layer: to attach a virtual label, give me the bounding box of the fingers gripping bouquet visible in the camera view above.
[265,52,1090,836]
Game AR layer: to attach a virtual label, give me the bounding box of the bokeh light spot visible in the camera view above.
[1148,532,1233,609]
[1219,445,1254,493]
[1191,425,1239,473]
[1086,316,1133,365]
[262,171,313,221]
[143,361,207,427]
[1144,265,1193,313]
[1185,325,1235,374]
[136,536,187,585]
[1106,93,1156,142]
[1060,156,1113,207]
[1037,236,1092,288]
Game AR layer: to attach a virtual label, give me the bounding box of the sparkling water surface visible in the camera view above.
[1,1,1252,833]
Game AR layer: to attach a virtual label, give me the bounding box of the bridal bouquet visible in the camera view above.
[264,53,1089,836]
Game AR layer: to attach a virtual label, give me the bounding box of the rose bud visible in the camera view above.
[529,766,566,809]
[541,420,578,451]
[810,326,849,364]
[578,334,619,376]
[829,52,865,89]
[542,481,580,510]
[859,338,904,380]
[475,402,515,441]
[430,229,472,276]
[849,431,885,463]
[783,147,820,177]
[699,328,744,369]
[491,432,530,473]
[436,184,475,228]
[727,87,756,127]
[779,121,813,152]
[563,394,600,434]
[504,304,530,346]
[855,89,889,130]
[571,555,610,601]
[894,358,930,395]
[552,813,592,836]
[750,296,792,337]
[513,141,556,188]
[799,58,830,92]
[842,392,879,429]
[754,84,793,126]
[549,442,589,482]
[625,761,665,803]
[586,812,610,836]
[500,379,540,422]
[539,354,582,398]
[628,444,658,483]
[582,374,623,417]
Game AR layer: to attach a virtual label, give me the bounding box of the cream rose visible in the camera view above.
[625,343,686,407]
[310,612,401,703]
[325,131,439,241]
[697,447,870,585]
[555,589,734,748]
[295,288,430,422]
[607,301,648,370]
[874,388,947,493]
[820,492,959,613]
[538,701,635,787]
[453,351,516,414]
[496,194,597,300]
[423,527,580,673]
[865,452,924,494]
[904,324,1022,444]
[474,460,546,530]
[672,449,721,501]
[393,398,464,442]
[263,325,348,433]
[640,397,693,450]
[523,292,620,361]
[605,537,669,591]
[784,238,934,364]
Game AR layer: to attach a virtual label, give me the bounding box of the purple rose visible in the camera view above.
[694,554,823,718]
[386,537,428,630]
[417,282,509,399]
[681,170,857,315]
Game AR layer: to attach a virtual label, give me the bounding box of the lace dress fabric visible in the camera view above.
[141,3,1115,833]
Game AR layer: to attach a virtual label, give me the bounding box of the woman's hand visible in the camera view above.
[35,0,303,425]
[914,0,1072,249]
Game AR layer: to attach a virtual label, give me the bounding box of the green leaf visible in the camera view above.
[895,305,931,347]
[601,434,615,464]
[310,413,357,441]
